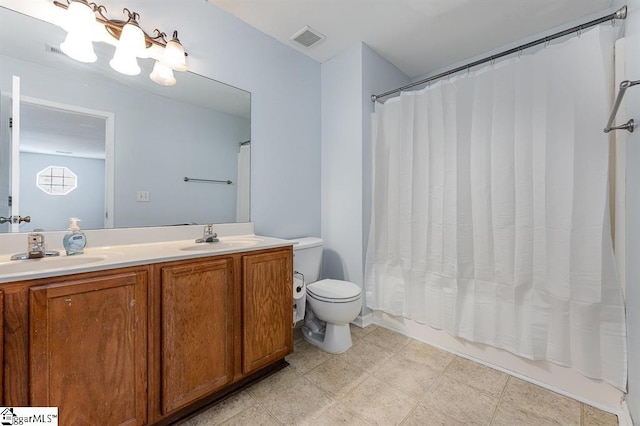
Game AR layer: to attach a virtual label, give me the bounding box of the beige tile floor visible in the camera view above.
[182,324,619,426]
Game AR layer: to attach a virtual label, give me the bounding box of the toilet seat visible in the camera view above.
[307,279,361,303]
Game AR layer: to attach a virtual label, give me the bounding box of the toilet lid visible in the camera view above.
[307,279,361,301]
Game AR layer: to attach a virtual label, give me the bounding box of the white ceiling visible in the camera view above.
[207,0,615,78]
[20,103,107,160]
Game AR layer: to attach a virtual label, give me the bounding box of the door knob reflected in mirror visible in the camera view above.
[0,215,31,224]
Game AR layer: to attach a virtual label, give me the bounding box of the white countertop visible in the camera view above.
[0,234,293,284]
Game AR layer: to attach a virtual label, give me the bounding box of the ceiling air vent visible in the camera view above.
[290,25,325,48]
[45,43,64,55]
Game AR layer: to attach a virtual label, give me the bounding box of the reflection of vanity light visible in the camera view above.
[53,0,188,85]
[150,61,177,86]
[110,48,142,76]
[60,31,97,63]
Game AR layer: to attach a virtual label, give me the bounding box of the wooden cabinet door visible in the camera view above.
[242,248,293,374]
[30,270,148,426]
[160,258,234,415]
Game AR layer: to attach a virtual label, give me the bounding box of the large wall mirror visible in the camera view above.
[0,6,251,233]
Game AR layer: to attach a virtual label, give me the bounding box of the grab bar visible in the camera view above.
[183,177,232,184]
[604,79,640,133]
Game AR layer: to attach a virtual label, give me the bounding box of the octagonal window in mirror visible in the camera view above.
[36,166,77,195]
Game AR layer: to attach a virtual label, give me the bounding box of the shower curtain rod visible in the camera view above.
[371,5,628,102]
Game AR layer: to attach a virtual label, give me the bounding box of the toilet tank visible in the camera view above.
[290,237,324,284]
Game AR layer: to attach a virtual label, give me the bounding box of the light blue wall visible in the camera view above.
[321,43,362,283]
[321,42,408,317]
[154,0,322,238]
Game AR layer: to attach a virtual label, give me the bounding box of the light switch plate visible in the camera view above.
[136,191,150,202]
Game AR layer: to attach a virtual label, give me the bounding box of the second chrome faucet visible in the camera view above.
[195,224,219,243]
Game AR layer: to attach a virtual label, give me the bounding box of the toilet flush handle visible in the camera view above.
[294,271,305,292]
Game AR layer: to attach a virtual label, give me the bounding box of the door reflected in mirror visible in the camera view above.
[20,100,110,232]
[0,6,251,233]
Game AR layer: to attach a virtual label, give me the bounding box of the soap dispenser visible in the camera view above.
[63,217,87,255]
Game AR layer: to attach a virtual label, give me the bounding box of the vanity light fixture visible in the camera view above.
[53,0,188,86]
[108,10,145,75]
[59,0,98,62]
[161,31,187,72]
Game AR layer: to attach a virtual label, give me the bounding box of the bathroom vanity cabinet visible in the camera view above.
[30,269,149,425]
[157,257,235,416]
[242,250,293,374]
[0,246,293,425]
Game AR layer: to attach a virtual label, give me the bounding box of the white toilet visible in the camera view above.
[291,237,362,354]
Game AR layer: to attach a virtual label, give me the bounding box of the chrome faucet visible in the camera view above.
[196,224,219,243]
[27,232,46,259]
[9,232,60,261]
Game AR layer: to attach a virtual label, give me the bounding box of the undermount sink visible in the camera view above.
[180,239,262,252]
[0,255,106,274]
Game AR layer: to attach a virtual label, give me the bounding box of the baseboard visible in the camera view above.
[351,312,373,328]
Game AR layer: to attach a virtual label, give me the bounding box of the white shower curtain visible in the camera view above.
[236,144,250,222]
[365,26,627,390]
